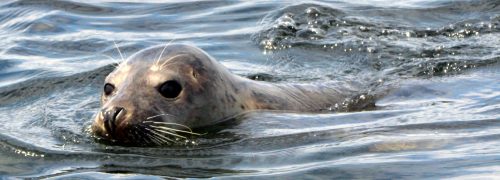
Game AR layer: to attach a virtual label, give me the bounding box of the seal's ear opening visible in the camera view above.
[158,80,182,98]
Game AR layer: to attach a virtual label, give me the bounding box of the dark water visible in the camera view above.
[0,0,499,179]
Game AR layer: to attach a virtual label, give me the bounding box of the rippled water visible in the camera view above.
[0,0,499,179]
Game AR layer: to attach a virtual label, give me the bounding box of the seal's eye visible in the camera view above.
[158,80,182,99]
[104,83,115,96]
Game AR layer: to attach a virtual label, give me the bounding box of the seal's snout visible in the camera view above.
[102,106,126,136]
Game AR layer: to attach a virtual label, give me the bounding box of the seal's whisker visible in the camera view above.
[154,128,187,139]
[155,38,177,67]
[141,133,153,145]
[142,131,161,145]
[147,133,163,145]
[130,128,138,141]
[159,54,185,70]
[113,40,125,62]
[150,132,174,145]
[100,54,121,68]
[134,126,152,145]
[142,129,165,145]
[136,125,163,145]
[146,113,177,120]
[143,121,194,132]
[144,127,175,143]
[150,125,202,136]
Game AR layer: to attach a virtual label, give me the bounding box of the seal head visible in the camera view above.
[91,44,243,145]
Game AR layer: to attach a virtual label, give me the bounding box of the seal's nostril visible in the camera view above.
[113,107,124,120]
[102,107,125,136]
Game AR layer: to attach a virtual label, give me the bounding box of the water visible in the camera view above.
[0,0,499,178]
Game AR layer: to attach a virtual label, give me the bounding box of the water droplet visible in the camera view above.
[367,47,375,53]
[405,31,411,37]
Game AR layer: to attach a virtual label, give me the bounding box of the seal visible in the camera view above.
[91,44,373,146]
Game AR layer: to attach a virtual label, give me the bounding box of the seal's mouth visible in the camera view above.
[91,118,203,146]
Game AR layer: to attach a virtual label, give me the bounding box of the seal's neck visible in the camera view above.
[235,77,347,112]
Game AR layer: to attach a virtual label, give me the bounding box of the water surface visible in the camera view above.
[0,0,499,179]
